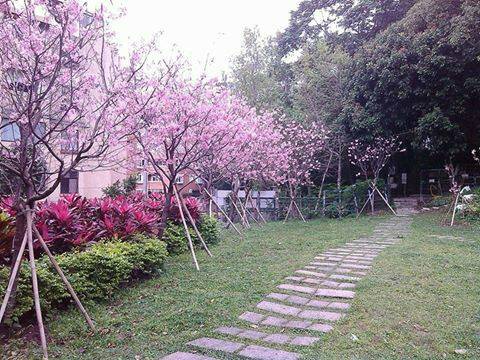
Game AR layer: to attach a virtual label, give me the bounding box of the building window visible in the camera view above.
[175,175,184,185]
[60,131,79,154]
[137,159,146,169]
[148,174,161,182]
[1,118,20,142]
[135,173,144,184]
[60,170,79,194]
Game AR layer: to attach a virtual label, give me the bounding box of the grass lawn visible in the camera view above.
[3,212,480,359]
[303,212,480,360]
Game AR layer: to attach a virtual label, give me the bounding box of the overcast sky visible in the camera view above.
[96,0,301,77]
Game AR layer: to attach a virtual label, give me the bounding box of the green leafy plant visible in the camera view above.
[0,236,168,324]
[162,222,189,254]
[197,215,220,245]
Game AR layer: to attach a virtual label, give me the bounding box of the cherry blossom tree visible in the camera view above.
[348,136,403,215]
[126,78,241,262]
[278,120,326,221]
[221,111,287,226]
[0,1,163,354]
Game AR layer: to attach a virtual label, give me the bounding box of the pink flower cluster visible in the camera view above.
[348,136,404,183]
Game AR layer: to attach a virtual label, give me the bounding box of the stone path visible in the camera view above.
[161,215,413,360]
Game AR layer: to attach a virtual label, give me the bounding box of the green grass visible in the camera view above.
[302,212,480,360]
[3,216,382,359]
[4,212,480,359]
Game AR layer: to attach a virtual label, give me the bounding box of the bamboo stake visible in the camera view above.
[237,196,251,227]
[174,185,212,257]
[204,189,242,236]
[374,186,397,216]
[230,195,249,228]
[26,210,48,359]
[173,189,200,270]
[241,196,259,224]
[32,225,95,330]
[284,199,293,222]
[357,189,375,218]
[293,199,307,222]
[0,231,28,324]
[249,193,267,224]
[450,190,462,226]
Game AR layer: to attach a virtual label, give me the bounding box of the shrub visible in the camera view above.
[102,175,138,198]
[197,215,220,245]
[0,236,168,324]
[0,193,202,259]
[162,222,189,254]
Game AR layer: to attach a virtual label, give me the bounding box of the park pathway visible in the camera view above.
[162,213,413,360]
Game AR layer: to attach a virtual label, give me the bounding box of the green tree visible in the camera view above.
[102,174,139,198]
[279,0,417,55]
[344,0,480,161]
[230,27,291,113]
[292,41,352,189]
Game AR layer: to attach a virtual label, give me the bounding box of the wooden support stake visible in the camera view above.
[450,190,461,226]
[204,189,242,236]
[174,189,200,270]
[357,189,375,218]
[249,193,267,224]
[0,231,28,324]
[284,199,293,222]
[174,186,212,257]
[237,197,251,227]
[230,195,249,228]
[374,186,397,216]
[242,197,259,224]
[26,210,48,359]
[32,225,95,330]
[293,199,307,222]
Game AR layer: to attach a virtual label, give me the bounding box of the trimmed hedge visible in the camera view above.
[0,236,168,324]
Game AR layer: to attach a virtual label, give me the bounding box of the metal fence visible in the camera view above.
[217,186,391,222]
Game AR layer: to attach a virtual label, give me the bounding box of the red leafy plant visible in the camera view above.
[0,193,201,258]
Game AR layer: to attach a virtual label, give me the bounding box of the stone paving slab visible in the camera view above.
[267,292,351,311]
[257,300,343,322]
[295,270,327,278]
[187,337,244,353]
[239,311,333,333]
[277,283,317,295]
[162,215,413,360]
[257,301,302,316]
[215,326,320,347]
[238,345,300,360]
[161,352,219,360]
[315,288,355,299]
[286,276,356,289]
[329,274,361,281]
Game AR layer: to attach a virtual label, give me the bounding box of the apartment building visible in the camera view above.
[0,5,131,200]
[134,159,203,197]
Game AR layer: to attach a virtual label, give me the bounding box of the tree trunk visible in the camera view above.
[2,201,27,326]
[158,183,173,240]
[227,179,240,227]
[315,151,333,212]
[336,150,342,191]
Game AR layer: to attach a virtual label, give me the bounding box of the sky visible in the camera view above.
[93,0,302,77]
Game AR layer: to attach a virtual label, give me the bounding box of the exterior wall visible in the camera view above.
[134,170,203,197]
